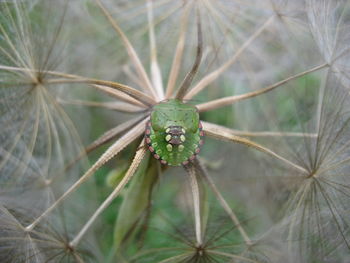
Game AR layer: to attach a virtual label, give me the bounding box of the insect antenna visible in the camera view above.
[175,7,203,100]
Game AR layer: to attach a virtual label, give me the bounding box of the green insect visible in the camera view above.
[145,99,204,166]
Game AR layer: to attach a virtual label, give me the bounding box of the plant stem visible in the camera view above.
[197,63,329,112]
[185,164,203,246]
[195,159,253,246]
[25,120,147,232]
[184,16,275,100]
[203,121,308,174]
[70,143,147,247]
[94,0,158,99]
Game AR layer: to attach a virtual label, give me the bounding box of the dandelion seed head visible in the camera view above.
[2,0,350,262]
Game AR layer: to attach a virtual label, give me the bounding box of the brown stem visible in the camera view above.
[202,121,308,174]
[0,65,148,107]
[194,159,253,245]
[47,78,156,107]
[25,119,147,231]
[70,142,147,247]
[94,0,158,99]
[197,63,329,112]
[175,8,203,100]
[184,16,275,100]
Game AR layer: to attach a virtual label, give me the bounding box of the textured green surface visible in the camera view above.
[145,99,203,166]
[151,99,199,132]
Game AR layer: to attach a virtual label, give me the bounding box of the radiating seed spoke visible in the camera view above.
[197,63,329,112]
[202,121,308,174]
[184,16,275,100]
[69,141,147,247]
[25,119,147,231]
[94,0,158,99]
